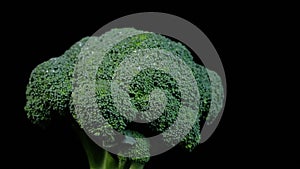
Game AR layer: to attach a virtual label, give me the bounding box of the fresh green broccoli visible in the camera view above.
[25,28,224,169]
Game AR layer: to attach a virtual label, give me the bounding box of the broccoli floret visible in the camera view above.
[94,31,213,151]
[117,130,150,169]
[25,37,89,125]
[25,28,224,169]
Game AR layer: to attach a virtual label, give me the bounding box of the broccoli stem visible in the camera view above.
[118,157,128,169]
[129,162,145,169]
[117,157,145,169]
[75,125,146,169]
[75,126,118,169]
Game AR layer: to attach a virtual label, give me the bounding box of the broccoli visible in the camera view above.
[25,28,224,169]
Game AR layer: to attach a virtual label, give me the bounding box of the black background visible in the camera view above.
[2,2,288,169]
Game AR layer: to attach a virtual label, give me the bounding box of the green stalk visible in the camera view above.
[129,162,145,169]
[75,126,118,169]
[72,123,147,169]
[118,157,129,169]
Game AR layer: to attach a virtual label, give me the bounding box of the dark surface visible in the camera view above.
[3,3,281,169]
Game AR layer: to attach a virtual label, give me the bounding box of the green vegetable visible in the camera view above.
[25,28,224,169]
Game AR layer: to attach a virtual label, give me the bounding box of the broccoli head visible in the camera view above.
[25,28,224,169]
